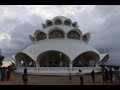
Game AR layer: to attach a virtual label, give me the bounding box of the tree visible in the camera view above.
[0,54,4,67]
[8,62,16,72]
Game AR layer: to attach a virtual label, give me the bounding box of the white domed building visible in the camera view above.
[14,16,109,75]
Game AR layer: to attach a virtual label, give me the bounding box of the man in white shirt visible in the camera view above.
[78,69,84,85]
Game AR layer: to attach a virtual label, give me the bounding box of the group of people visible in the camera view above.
[102,67,120,84]
[0,67,28,85]
[114,68,120,82]
[1,66,119,85]
[102,68,120,83]
[102,68,113,84]
[77,69,95,85]
[0,67,10,81]
[76,67,120,85]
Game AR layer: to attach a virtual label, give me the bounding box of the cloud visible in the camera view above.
[0,5,119,65]
[88,5,120,65]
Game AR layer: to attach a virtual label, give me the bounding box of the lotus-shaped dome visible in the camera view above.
[14,16,109,75]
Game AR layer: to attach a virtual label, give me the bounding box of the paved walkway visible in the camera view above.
[0,73,119,85]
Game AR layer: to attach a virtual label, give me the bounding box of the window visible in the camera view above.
[42,23,46,29]
[82,35,87,42]
[36,32,47,41]
[46,20,53,27]
[55,19,62,25]
[72,22,77,27]
[47,22,53,27]
[67,31,80,40]
[64,21,71,25]
[49,30,65,39]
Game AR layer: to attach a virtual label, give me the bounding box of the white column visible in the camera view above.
[17,61,21,67]
[36,61,39,68]
[96,62,99,67]
[47,34,49,39]
[80,35,82,41]
[69,61,73,71]
[46,55,48,67]
[65,33,67,39]
[79,61,81,65]
[26,62,29,67]
[60,61,63,67]
[36,61,39,71]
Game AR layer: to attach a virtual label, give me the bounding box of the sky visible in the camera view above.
[0,5,120,66]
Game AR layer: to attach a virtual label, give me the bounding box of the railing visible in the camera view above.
[16,66,101,75]
[72,67,101,73]
[17,67,70,72]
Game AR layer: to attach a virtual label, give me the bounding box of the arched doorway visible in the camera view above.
[37,50,70,67]
[73,51,100,67]
[15,52,36,67]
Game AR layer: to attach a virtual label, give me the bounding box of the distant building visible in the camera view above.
[13,16,109,75]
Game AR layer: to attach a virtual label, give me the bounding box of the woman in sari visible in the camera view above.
[1,67,6,81]
[7,68,10,81]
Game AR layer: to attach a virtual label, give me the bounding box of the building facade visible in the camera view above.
[13,16,109,75]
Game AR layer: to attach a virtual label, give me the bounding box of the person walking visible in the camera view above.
[105,69,109,83]
[114,68,117,80]
[0,67,1,80]
[114,68,119,83]
[78,69,84,85]
[102,74,106,84]
[91,70,95,83]
[118,68,120,84]
[22,73,28,85]
[1,67,3,81]
[24,68,27,75]
[109,68,113,84]
[69,73,72,80]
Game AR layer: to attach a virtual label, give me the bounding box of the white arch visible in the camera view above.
[98,54,109,65]
[73,51,100,63]
[36,50,71,62]
[12,55,17,63]
[15,39,102,62]
[15,52,34,64]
